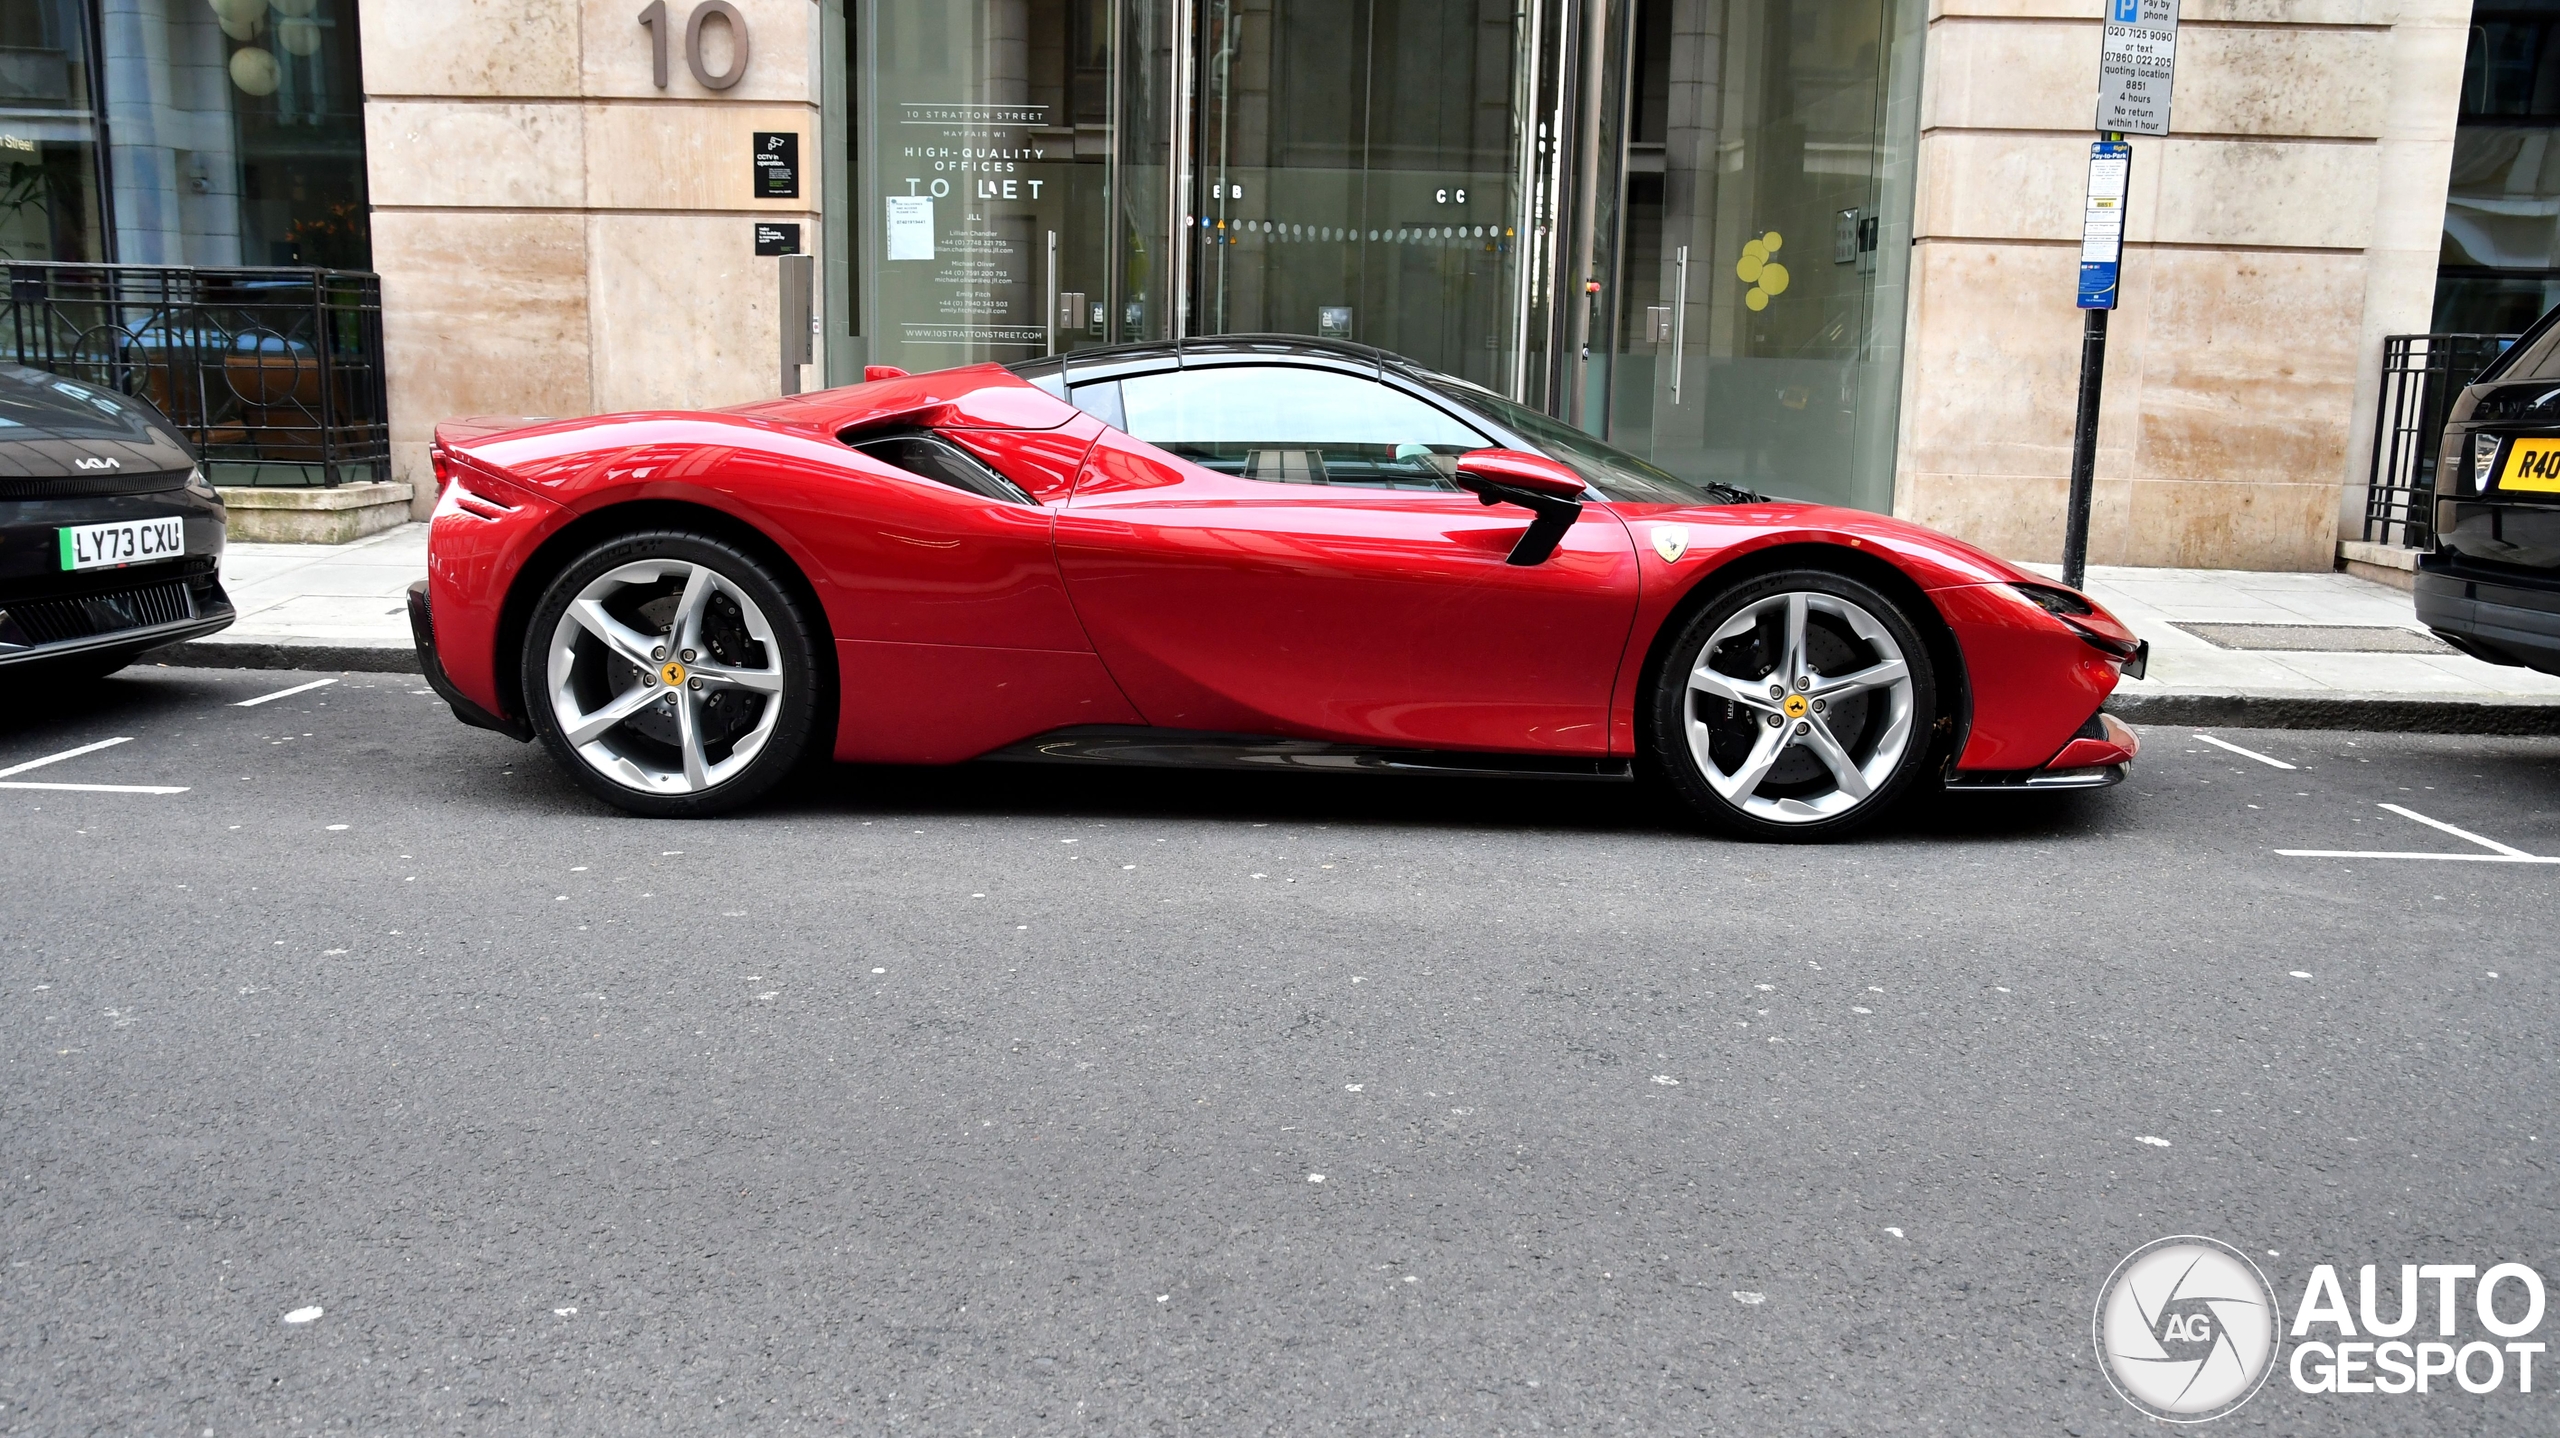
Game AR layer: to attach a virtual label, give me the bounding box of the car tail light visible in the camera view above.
[429,451,522,520]
[2474,432,2501,492]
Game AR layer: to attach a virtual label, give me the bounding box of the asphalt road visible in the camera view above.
[4,664,2557,1436]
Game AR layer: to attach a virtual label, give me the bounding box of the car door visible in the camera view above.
[1053,358,1641,754]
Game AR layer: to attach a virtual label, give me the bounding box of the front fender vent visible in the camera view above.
[845,427,1034,506]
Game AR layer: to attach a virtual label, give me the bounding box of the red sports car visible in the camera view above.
[408,337,2144,839]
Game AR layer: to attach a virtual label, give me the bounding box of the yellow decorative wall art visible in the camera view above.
[1735,231,1789,312]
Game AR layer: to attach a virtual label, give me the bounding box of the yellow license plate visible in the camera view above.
[2501,438,2560,493]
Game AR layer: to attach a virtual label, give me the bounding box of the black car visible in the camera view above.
[2421,310,2560,675]
[0,366,233,680]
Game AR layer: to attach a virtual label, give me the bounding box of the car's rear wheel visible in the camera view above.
[522,530,823,818]
[1646,567,1936,841]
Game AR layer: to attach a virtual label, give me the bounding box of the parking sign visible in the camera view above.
[2097,0,2179,137]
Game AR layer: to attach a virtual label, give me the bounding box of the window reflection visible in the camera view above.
[1120,365,1485,488]
[103,0,370,267]
[2437,16,2560,334]
[0,0,105,261]
[1190,0,1526,394]
[1603,0,1916,513]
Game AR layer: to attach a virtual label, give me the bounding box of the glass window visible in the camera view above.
[0,0,107,262]
[1188,0,1530,394]
[1422,372,1748,505]
[100,0,370,267]
[850,0,1170,376]
[1065,377,1124,429]
[2484,316,2558,382]
[2437,16,2560,334]
[1597,0,1923,513]
[1118,364,1486,489]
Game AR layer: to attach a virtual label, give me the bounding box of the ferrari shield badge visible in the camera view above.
[1651,524,1691,563]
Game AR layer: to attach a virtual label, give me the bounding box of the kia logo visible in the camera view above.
[74,456,118,470]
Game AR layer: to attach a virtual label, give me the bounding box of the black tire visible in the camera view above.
[521,529,825,818]
[1645,566,1938,842]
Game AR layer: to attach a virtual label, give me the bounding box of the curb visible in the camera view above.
[121,642,2560,733]
[139,639,422,675]
[2105,690,2560,735]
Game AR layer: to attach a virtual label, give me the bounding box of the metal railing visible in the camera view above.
[0,262,389,487]
[2364,332,2515,547]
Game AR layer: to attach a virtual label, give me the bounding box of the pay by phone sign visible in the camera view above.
[2097,0,2178,138]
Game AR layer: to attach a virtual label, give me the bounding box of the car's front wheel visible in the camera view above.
[522,530,825,818]
[1647,567,1936,841]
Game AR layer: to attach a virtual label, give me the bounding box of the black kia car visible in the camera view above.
[0,365,233,680]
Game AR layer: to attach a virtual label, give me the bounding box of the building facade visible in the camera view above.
[0,0,2494,570]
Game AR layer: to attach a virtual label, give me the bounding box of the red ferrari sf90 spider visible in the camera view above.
[410,337,2144,839]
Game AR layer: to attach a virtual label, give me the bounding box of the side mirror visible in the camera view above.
[1455,448,1585,500]
[1453,447,1586,566]
[864,365,911,382]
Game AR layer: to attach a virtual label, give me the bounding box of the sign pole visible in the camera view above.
[2067,0,2176,589]
[2061,307,2108,591]
[2065,136,2131,591]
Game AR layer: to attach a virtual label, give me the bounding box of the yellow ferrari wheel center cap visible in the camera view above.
[1782,693,1809,719]
[660,660,688,687]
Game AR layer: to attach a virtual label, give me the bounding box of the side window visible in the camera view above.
[2509,329,2560,382]
[1116,366,1488,490]
[1067,379,1125,430]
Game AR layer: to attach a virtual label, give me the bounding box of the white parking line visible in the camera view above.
[2378,802,2533,857]
[0,780,190,795]
[0,736,132,778]
[2194,733,2295,770]
[236,677,337,707]
[2278,803,2558,864]
[0,736,187,795]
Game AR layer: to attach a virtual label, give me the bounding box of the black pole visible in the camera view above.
[2061,307,2109,591]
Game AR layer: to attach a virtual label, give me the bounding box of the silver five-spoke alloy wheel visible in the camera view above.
[544,558,788,794]
[1683,590,1916,824]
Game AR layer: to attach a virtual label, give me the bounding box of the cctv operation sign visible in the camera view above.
[2097,0,2179,137]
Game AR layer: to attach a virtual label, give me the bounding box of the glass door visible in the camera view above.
[1599,0,1919,511]
[1185,0,1539,395]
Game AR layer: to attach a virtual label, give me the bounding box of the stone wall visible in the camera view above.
[357,0,825,520]
[1894,0,2468,571]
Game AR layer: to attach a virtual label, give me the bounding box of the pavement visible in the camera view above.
[2052,563,2560,733]
[146,523,2560,729]
[169,522,427,672]
[4,666,2556,1433]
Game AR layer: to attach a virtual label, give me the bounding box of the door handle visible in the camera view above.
[1671,244,1688,405]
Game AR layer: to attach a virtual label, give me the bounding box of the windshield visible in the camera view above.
[1418,376,1758,506]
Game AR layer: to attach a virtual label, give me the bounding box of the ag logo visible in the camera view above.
[1651,524,1689,563]
[2095,1236,2281,1422]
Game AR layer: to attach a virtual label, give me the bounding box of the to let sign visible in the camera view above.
[2096,0,2179,137]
